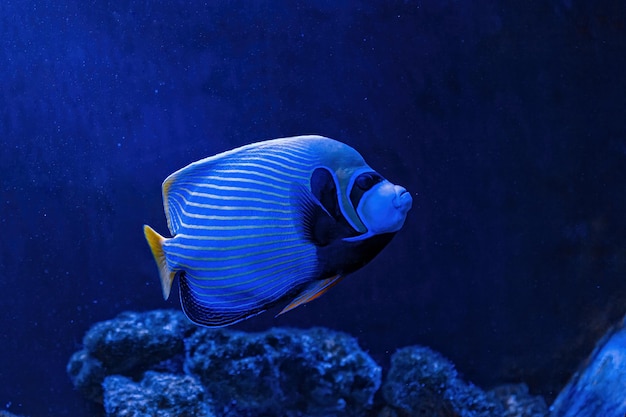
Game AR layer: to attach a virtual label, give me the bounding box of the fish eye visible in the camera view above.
[355,172,382,191]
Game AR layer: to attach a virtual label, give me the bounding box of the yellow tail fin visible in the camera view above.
[143,224,176,300]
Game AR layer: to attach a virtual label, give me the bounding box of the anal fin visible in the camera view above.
[277,275,344,316]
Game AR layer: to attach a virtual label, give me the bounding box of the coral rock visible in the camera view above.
[185,326,382,417]
[382,346,504,417]
[67,310,194,402]
[489,384,548,417]
[103,371,213,417]
[82,310,194,373]
[67,310,381,417]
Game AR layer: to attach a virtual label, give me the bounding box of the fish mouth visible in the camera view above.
[393,189,413,210]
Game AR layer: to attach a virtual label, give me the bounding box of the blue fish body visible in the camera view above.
[144,135,412,327]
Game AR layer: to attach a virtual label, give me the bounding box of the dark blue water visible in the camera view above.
[1,1,625,416]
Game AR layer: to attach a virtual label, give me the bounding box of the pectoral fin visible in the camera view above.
[277,275,344,316]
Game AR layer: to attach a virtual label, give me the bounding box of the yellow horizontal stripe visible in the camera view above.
[253,151,312,166]
[176,221,294,231]
[185,252,313,285]
[277,144,313,157]
[165,236,302,252]
[173,203,293,222]
[174,187,291,207]
[184,267,315,309]
[240,163,308,179]
[179,175,291,192]
[182,200,293,214]
[187,268,316,310]
[236,159,310,174]
[175,231,294,241]
[172,182,288,198]
[175,246,312,273]
[169,241,308,262]
[207,167,308,184]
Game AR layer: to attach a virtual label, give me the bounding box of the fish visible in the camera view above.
[143,135,412,327]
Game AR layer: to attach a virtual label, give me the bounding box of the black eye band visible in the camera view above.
[350,171,382,211]
[355,172,382,191]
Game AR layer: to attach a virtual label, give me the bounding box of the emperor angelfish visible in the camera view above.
[143,135,412,327]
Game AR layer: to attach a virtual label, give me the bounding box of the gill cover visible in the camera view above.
[314,139,371,234]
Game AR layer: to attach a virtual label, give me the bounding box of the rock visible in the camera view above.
[185,326,382,417]
[66,348,107,402]
[67,310,381,416]
[489,384,548,417]
[381,346,504,417]
[549,314,626,417]
[103,372,213,417]
[67,310,194,402]
[68,310,556,417]
[82,310,195,373]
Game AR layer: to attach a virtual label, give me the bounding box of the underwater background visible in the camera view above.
[1,0,626,416]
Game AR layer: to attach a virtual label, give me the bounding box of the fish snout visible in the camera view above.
[393,185,413,211]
